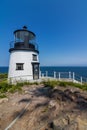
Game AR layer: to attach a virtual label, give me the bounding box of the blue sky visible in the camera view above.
[0,0,87,66]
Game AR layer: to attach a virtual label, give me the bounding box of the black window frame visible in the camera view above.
[16,63,24,70]
[32,54,37,61]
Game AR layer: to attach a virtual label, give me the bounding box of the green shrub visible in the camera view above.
[23,82,31,85]
[42,106,49,113]
[0,81,22,93]
[65,82,75,86]
[8,85,22,93]
[59,81,67,87]
[43,80,59,88]
[0,74,8,82]
[75,83,87,90]
[0,73,8,79]
[16,81,37,86]
[58,81,87,91]
[42,79,87,91]
[16,82,24,87]
[33,82,39,85]
[0,82,9,93]
[0,94,7,98]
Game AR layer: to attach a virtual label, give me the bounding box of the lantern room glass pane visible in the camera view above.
[15,31,35,42]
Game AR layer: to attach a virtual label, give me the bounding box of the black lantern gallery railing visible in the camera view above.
[9,40,39,52]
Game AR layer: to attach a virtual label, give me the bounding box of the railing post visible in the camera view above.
[40,71,41,78]
[59,72,60,80]
[54,71,56,78]
[46,71,48,77]
[69,72,71,79]
[42,73,44,77]
[73,72,75,82]
[81,76,82,85]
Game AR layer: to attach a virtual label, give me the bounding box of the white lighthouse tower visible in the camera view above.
[8,26,40,83]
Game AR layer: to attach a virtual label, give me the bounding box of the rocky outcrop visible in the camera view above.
[1,85,87,130]
[0,98,8,104]
[41,87,87,130]
[76,117,87,130]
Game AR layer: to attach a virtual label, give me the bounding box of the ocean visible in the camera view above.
[0,67,9,73]
[0,66,87,79]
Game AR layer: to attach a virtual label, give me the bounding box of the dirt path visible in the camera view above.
[0,85,50,130]
[0,85,87,130]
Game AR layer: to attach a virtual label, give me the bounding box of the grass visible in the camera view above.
[0,73,87,96]
[43,80,87,91]
[42,106,49,113]
[58,81,67,87]
[0,81,22,93]
[0,75,40,94]
[42,80,59,88]
[0,94,7,98]
[0,73,8,79]
[16,81,40,86]
[8,84,22,93]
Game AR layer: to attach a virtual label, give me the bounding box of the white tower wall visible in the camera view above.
[8,50,39,83]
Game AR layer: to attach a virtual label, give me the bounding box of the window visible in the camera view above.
[16,63,24,70]
[32,54,37,61]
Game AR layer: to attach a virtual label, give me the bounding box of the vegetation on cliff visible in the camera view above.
[0,73,87,98]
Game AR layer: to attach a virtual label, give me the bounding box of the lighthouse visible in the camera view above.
[8,26,40,83]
